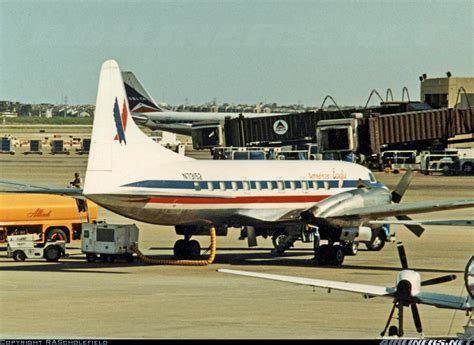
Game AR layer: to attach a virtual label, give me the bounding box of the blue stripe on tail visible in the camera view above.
[113,97,126,144]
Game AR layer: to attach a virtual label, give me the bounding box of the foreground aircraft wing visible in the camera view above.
[218,269,395,297]
[414,292,471,310]
[337,199,474,219]
[368,219,474,226]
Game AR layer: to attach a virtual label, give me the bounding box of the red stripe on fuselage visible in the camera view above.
[138,195,329,205]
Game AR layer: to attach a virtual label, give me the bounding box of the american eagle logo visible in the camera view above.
[113,97,128,144]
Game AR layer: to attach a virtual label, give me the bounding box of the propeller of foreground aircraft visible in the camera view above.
[380,242,456,337]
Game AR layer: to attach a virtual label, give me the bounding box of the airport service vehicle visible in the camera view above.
[457,147,474,174]
[7,233,66,262]
[379,150,418,172]
[420,151,460,175]
[0,194,98,243]
[219,244,473,338]
[81,223,138,263]
[4,60,474,266]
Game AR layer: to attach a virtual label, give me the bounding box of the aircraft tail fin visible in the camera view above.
[84,60,190,196]
[122,71,164,113]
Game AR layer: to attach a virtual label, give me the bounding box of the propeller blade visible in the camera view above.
[391,169,414,203]
[396,215,425,237]
[397,242,409,269]
[421,274,457,286]
[411,304,423,334]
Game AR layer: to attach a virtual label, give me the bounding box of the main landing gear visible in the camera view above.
[173,235,201,260]
[313,243,345,266]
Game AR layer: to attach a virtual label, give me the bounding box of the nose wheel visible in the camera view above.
[173,238,201,260]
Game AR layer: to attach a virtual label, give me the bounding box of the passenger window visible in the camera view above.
[219,181,226,191]
[277,181,285,191]
[207,182,214,191]
[301,181,308,191]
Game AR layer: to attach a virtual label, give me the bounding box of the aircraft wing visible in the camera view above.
[368,219,474,226]
[0,180,84,197]
[337,199,474,219]
[414,292,471,310]
[0,180,233,200]
[218,269,395,297]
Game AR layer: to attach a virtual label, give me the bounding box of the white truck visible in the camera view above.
[7,233,66,262]
[81,223,139,263]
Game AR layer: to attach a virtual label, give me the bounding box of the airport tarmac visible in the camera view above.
[0,127,473,339]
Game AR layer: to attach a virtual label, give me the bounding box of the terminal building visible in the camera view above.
[420,74,474,109]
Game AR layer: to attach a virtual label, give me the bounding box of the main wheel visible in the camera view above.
[365,234,385,251]
[13,250,26,262]
[272,230,289,249]
[313,244,332,265]
[343,241,359,256]
[44,246,61,262]
[186,240,201,260]
[173,239,186,259]
[47,228,68,242]
[330,245,345,266]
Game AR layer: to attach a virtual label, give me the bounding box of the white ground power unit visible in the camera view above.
[7,234,66,262]
[81,223,139,263]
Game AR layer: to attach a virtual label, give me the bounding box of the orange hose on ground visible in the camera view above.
[131,227,216,266]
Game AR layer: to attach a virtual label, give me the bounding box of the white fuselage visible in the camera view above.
[85,159,380,226]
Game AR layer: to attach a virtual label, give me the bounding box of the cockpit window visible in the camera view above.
[368,172,377,183]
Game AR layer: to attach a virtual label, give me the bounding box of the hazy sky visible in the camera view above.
[1,0,473,106]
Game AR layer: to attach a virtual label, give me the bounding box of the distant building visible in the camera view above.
[420,75,474,109]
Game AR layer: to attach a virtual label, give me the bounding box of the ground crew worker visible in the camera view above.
[70,172,86,212]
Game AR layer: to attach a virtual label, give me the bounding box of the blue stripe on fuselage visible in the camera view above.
[122,180,385,190]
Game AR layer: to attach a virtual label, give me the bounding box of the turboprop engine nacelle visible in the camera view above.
[396,270,421,299]
[301,187,392,223]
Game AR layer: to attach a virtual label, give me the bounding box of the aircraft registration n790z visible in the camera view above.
[3,60,474,265]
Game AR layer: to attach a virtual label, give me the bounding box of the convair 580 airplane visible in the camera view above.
[76,59,474,264]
